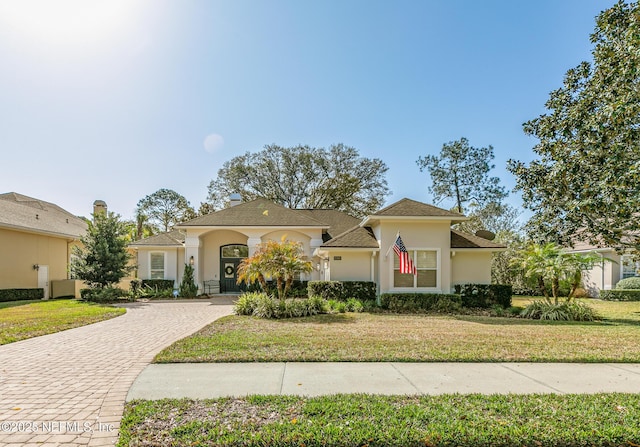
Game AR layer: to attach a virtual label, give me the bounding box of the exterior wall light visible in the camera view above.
[189,256,195,266]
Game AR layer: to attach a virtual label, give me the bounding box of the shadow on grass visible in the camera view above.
[0,300,43,310]
[274,313,357,325]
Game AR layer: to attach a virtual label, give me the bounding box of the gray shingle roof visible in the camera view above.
[0,192,87,239]
[178,198,327,227]
[374,198,465,218]
[321,225,379,248]
[450,229,506,249]
[295,209,361,242]
[129,229,185,246]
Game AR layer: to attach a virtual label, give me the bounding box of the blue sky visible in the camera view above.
[0,0,610,221]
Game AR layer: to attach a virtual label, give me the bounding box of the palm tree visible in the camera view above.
[514,242,606,304]
[237,237,312,301]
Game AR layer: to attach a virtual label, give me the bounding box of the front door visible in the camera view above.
[220,244,248,293]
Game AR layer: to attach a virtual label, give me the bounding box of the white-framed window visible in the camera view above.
[621,255,638,279]
[150,252,165,279]
[393,249,439,289]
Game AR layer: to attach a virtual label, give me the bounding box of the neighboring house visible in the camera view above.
[0,192,89,299]
[129,197,505,295]
[566,240,634,296]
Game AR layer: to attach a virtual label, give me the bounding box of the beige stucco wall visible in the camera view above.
[374,221,452,293]
[450,251,493,286]
[135,247,182,286]
[580,251,620,296]
[0,227,71,290]
[326,250,374,282]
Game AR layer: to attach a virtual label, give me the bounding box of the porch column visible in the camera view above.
[247,237,262,256]
[185,234,201,292]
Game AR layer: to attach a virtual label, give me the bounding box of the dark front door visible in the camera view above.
[219,244,248,293]
[220,258,242,293]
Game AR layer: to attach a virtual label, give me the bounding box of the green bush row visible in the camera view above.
[600,289,640,301]
[307,281,376,301]
[246,280,308,297]
[379,293,462,313]
[454,284,512,308]
[80,287,129,303]
[0,288,44,302]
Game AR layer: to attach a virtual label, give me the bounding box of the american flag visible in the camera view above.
[393,234,416,275]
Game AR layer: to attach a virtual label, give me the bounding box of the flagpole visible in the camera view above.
[384,231,400,259]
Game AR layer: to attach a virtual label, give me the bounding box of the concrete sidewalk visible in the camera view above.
[127,362,640,400]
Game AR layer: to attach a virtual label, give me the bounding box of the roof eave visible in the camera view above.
[0,222,84,241]
[361,215,468,226]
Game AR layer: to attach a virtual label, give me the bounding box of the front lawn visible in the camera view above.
[0,299,126,345]
[119,393,640,447]
[155,298,640,363]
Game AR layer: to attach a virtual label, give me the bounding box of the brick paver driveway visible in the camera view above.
[0,299,234,447]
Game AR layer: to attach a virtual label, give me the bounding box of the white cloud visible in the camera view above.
[203,133,224,154]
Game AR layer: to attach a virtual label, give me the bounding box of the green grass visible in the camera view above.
[155,298,640,363]
[119,394,640,446]
[0,299,126,344]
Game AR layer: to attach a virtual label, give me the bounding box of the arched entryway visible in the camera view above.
[220,244,248,293]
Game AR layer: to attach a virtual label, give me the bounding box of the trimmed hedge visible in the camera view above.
[600,289,640,301]
[615,277,640,290]
[454,284,513,308]
[246,280,308,297]
[307,281,377,301]
[379,293,461,312]
[0,288,44,303]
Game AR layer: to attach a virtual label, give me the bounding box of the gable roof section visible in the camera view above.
[321,225,379,248]
[450,229,506,249]
[373,198,466,218]
[129,229,185,247]
[177,198,327,228]
[0,192,87,239]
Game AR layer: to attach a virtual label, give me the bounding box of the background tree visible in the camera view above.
[237,238,313,301]
[71,211,133,289]
[416,137,507,214]
[206,143,390,218]
[136,188,196,233]
[508,1,640,251]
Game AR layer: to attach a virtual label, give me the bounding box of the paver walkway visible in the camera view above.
[0,299,234,447]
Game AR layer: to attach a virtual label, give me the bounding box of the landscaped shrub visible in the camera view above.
[234,292,268,315]
[307,281,376,301]
[520,300,598,321]
[454,284,512,308]
[179,264,198,298]
[234,293,328,319]
[139,279,174,298]
[141,279,174,291]
[0,288,44,302]
[600,289,640,301]
[379,293,462,313]
[80,287,128,303]
[615,277,640,290]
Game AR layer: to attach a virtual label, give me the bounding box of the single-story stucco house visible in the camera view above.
[129,197,505,295]
[566,240,637,296]
[0,192,89,299]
